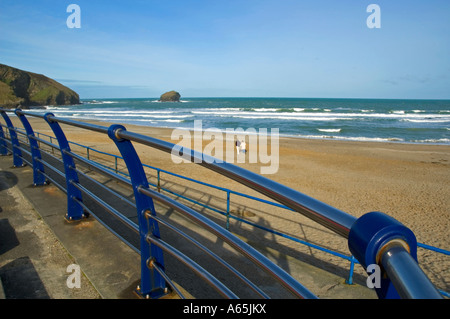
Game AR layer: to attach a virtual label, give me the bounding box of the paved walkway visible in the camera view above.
[0,156,142,299]
[0,155,376,299]
[0,167,101,299]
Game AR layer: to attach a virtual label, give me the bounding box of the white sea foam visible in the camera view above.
[412,138,450,144]
[161,119,184,122]
[402,118,450,123]
[317,128,342,133]
[294,134,449,144]
[86,100,118,104]
[88,113,192,119]
[253,108,279,112]
[191,108,242,114]
[85,110,175,114]
[191,109,449,120]
[294,134,405,143]
[150,99,189,103]
[232,115,352,121]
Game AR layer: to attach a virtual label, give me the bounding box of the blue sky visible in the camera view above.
[1,0,449,99]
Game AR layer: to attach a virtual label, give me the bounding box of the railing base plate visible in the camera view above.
[133,286,171,299]
[64,213,90,223]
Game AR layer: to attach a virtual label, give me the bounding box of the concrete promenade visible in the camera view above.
[0,156,140,299]
[0,155,376,299]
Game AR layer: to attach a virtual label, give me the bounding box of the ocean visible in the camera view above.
[28,97,450,145]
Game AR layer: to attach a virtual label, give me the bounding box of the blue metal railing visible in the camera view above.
[0,108,446,299]
[9,125,365,284]
[14,119,450,293]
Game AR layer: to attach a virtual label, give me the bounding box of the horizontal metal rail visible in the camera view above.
[70,179,139,234]
[148,213,270,298]
[138,185,316,299]
[74,166,136,209]
[380,243,443,299]
[146,234,239,299]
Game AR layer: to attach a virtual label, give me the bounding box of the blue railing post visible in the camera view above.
[16,110,46,186]
[345,255,356,285]
[0,123,8,156]
[44,113,85,221]
[0,110,24,167]
[107,124,167,299]
[226,191,231,230]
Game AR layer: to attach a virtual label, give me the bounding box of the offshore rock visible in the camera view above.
[159,90,181,102]
[0,63,80,109]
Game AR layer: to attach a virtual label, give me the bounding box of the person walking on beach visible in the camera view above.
[240,140,246,154]
[235,140,241,154]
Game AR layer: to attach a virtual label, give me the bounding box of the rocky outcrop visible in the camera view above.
[159,90,181,102]
[0,63,80,108]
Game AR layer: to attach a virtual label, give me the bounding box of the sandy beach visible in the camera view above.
[5,115,450,292]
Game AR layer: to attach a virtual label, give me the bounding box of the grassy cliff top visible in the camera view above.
[0,63,80,108]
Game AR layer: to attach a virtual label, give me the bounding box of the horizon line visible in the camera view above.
[79,96,450,101]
